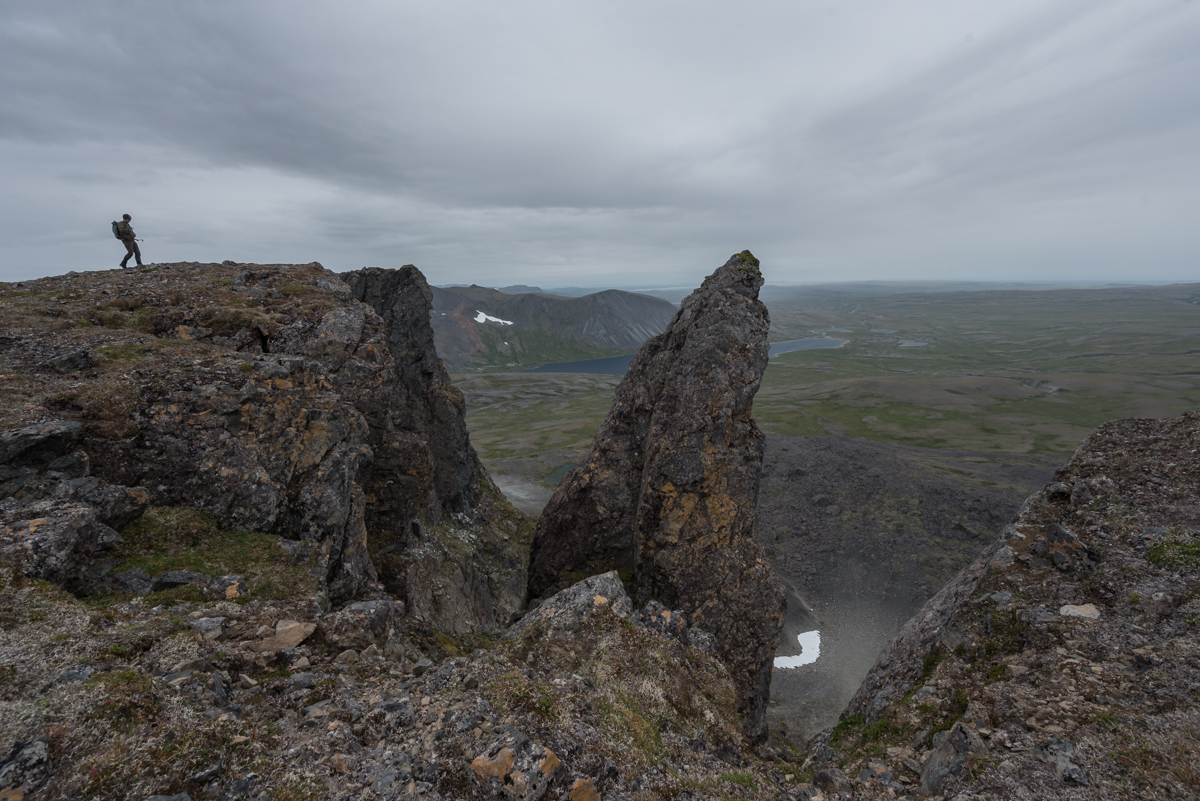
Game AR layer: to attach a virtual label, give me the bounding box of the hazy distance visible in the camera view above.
[2,1,1198,285]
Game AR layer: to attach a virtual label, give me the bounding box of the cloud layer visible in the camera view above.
[2,0,1198,285]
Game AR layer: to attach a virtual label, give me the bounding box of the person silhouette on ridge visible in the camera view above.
[116,213,143,268]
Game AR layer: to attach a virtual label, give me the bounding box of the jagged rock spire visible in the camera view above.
[527,251,785,740]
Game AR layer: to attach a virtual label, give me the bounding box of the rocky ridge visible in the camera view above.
[6,258,1197,800]
[0,259,806,801]
[528,251,786,743]
[0,261,527,631]
[804,412,1200,799]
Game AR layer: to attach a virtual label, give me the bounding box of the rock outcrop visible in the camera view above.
[0,420,148,594]
[0,261,528,629]
[527,251,786,741]
[808,411,1200,798]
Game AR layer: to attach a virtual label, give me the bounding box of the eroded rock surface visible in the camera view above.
[528,251,785,741]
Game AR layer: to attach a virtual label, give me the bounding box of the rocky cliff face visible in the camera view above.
[0,262,527,631]
[528,251,786,742]
[807,411,1200,799]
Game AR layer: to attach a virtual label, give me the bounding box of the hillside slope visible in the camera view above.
[806,412,1200,799]
[430,284,676,368]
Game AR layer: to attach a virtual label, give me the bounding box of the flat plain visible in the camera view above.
[458,281,1200,487]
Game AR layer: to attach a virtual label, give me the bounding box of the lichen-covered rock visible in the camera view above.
[470,726,561,801]
[919,721,986,795]
[505,571,632,640]
[0,417,153,594]
[0,420,83,466]
[633,598,688,641]
[0,738,50,798]
[527,252,785,741]
[76,348,380,604]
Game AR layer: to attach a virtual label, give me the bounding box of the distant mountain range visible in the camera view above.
[430,284,677,369]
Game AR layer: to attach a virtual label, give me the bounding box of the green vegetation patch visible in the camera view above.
[110,506,318,601]
[982,610,1029,661]
[97,342,159,363]
[1148,532,1200,568]
[718,772,757,788]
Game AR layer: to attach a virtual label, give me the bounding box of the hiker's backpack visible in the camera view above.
[111,221,121,240]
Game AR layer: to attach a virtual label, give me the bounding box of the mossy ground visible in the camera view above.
[103,506,319,603]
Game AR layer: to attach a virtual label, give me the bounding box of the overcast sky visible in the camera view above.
[2,1,1198,287]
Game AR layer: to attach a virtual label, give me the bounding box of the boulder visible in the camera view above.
[75,483,149,531]
[112,568,153,594]
[505,571,631,640]
[470,726,561,801]
[46,349,96,374]
[256,620,317,652]
[320,598,399,651]
[526,252,786,740]
[0,500,122,593]
[0,421,81,467]
[189,617,226,641]
[150,569,211,592]
[920,721,987,795]
[814,767,853,796]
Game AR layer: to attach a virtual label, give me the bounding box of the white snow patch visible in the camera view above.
[474,310,513,325]
[774,630,821,668]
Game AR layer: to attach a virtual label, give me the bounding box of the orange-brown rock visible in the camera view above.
[526,251,785,741]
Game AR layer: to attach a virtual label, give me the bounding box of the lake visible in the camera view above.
[523,337,849,375]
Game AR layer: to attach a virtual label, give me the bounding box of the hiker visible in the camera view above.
[116,214,143,268]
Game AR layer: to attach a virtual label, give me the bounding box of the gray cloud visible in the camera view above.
[1,0,1198,285]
